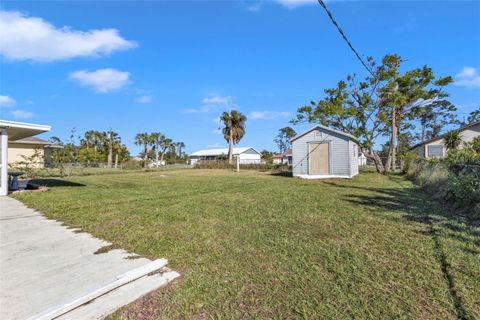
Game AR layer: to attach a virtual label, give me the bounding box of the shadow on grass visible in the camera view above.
[269,171,292,178]
[29,179,86,188]
[323,177,478,320]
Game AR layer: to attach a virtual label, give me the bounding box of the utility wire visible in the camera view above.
[317,0,374,76]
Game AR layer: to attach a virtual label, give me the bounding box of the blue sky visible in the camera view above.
[1,0,479,155]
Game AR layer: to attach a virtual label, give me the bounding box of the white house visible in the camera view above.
[0,120,52,196]
[411,121,480,158]
[358,152,367,166]
[189,147,261,165]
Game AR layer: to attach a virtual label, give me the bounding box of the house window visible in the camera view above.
[427,145,443,158]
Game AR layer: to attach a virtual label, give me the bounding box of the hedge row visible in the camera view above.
[404,149,480,218]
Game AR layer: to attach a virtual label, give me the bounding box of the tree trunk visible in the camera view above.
[227,133,234,164]
[384,108,397,173]
[391,115,397,172]
[144,145,149,168]
[155,142,159,166]
[107,131,113,168]
[384,154,391,173]
[361,147,385,174]
[160,148,167,164]
[421,124,425,143]
[115,153,118,169]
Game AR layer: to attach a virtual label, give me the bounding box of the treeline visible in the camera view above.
[49,129,130,168]
[49,129,186,168]
[134,132,186,167]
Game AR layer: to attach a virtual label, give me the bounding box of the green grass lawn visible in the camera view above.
[12,169,479,319]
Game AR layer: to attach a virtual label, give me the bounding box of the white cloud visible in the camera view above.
[0,95,16,107]
[249,111,291,120]
[0,10,136,62]
[10,110,33,119]
[185,95,238,113]
[134,95,153,104]
[184,106,214,114]
[69,68,130,93]
[202,95,236,106]
[207,142,223,148]
[212,128,223,135]
[275,0,317,9]
[247,2,263,12]
[455,67,480,88]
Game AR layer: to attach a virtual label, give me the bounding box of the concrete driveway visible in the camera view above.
[0,196,179,320]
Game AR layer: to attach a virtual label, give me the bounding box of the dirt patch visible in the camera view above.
[94,244,121,254]
[124,254,143,260]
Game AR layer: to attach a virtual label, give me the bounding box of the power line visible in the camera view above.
[317,0,374,76]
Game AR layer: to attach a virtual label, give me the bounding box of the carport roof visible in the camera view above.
[0,120,51,141]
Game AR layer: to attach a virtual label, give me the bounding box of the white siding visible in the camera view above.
[238,153,261,164]
[349,141,359,176]
[292,127,356,177]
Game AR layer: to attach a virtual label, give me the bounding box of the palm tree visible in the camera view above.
[150,132,165,166]
[135,133,152,167]
[113,140,123,169]
[107,129,120,168]
[176,142,185,158]
[444,130,461,150]
[220,110,247,164]
[159,138,172,163]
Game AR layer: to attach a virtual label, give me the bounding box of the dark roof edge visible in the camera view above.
[290,124,359,143]
[411,121,480,149]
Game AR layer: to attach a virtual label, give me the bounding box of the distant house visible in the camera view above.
[272,149,292,165]
[272,154,283,165]
[189,147,261,165]
[290,125,359,179]
[359,152,367,166]
[411,121,480,158]
[8,136,62,167]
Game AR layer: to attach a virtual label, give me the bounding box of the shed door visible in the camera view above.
[309,142,329,175]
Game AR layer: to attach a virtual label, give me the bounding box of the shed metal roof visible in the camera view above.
[290,124,359,143]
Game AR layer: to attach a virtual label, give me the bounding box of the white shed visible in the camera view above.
[189,147,261,165]
[290,125,360,179]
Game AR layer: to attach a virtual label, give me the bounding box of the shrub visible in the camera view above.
[122,159,143,170]
[445,148,480,166]
[447,170,480,211]
[401,151,420,174]
[406,153,480,218]
[471,136,480,153]
[9,148,44,178]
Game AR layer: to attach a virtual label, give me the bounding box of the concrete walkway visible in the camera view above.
[0,196,179,320]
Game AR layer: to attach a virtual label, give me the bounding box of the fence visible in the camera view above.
[10,160,192,179]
